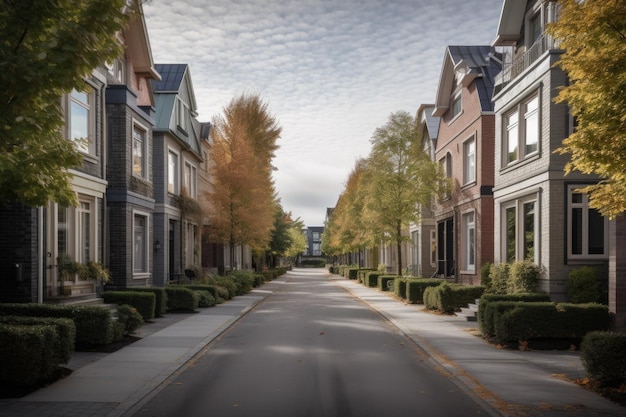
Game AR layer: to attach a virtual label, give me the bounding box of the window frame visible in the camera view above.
[500,194,539,264]
[176,97,190,135]
[168,149,180,195]
[132,120,149,179]
[463,136,476,185]
[133,211,150,276]
[567,185,608,259]
[461,210,476,273]
[183,160,197,198]
[68,86,96,155]
[503,93,540,167]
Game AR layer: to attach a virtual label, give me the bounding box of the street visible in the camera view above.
[133,269,489,417]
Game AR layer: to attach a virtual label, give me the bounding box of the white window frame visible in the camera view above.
[463,136,476,185]
[183,160,197,198]
[567,185,608,259]
[105,58,126,83]
[176,97,190,134]
[132,120,148,179]
[68,86,96,155]
[133,210,150,276]
[168,149,179,195]
[451,95,462,119]
[501,195,539,264]
[504,93,540,167]
[462,211,476,273]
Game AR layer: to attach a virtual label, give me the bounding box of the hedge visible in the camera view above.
[0,303,116,346]
[103,291,156,321]
[423,283,485,314]
[394,278,408,300]
[195,290,216,308]
[581,331,626,387]
[227,270,256,295]
[477,293,551,337]
[364,271,384,288]
[0,316,75,364]
[0,324,59,387]
[485,301,609,344]
[405,278,445,304]
[165,287,199,311]
[357,269,374,283]
[126,287,168,317]
[344,268,360,280]
[378,275,399,292]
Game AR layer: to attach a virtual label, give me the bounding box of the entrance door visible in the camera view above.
[437,218,455,278]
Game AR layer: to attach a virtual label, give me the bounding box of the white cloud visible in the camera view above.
[143,0,503,226]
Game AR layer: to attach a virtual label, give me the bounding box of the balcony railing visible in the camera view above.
[495,34,559,93]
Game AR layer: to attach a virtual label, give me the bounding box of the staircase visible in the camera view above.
[457,298,480,322]
[47,295,117,318]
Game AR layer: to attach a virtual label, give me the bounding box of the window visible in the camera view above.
[462,211,475,272]
[77,201,91,264]
[463,137,476,185]
[132,123,147,178]
[176,98,190,134]
[568,186,608,258]
[312,232,320,240]
[313,243,321,256]
[504,94,539,166]
[168,150,179,194]
[501,196,538,263]
[452,95,462,119]
[56,195,97,274]
[105,58,125,83]
[69,87,95,154]
[133,213,148,273]
[183,161,197,198]
[186,222,197,266]
[440,153,453,199]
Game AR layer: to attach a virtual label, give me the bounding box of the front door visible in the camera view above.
[437,218,455,278]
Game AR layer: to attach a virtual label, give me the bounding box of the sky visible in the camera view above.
[143,0,504,227]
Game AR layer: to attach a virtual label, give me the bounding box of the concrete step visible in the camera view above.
[457,300,480,322]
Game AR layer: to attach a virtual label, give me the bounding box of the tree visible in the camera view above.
[548,0,626,218]
[364,111,447,275]
[0,0,128,207]
[205,94,281,270]
[285,225,307,260]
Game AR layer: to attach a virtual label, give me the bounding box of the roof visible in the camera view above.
[152,64,188,92]
[433,45,502,116]
[493,0,526,46]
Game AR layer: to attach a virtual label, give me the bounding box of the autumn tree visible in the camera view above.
[0,0,128,207]
[364,111,447,275]
[548,0,626,218]
[205,94,281,270]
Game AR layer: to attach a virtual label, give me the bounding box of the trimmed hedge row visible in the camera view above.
[127,287,168,317]
[424,283,485,313]
[581,331,626,387]
[0,303,116,346]
[478,293,551,337]
[0,316,75,364]
[406,278,445,304]
[165,287,199,311]
[364,271,384,288]
[377,275,399,292]
[480,301,609,344]
[103,291,156,321]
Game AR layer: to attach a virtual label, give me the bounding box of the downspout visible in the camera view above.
[37,206,44,303]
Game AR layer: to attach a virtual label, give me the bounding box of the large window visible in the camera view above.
[183,161,197,198]
[132,123,147,178]
[463,137,476,185]
[504,94,539,166]
[568,186,607,258]
[440,153,453,200]
[69,87,95,155]
[168,150,179,194]
[462,211,476,272]
[133,213,148,274]
[501,196,538,263]
[176,98,190,134]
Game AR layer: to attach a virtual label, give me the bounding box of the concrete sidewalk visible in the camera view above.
[1,269,625,417]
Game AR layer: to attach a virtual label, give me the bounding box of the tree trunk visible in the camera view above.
[396,221,402,276]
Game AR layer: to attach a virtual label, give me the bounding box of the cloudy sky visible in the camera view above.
[143,0,504,227]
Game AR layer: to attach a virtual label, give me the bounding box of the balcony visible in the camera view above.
[494,34,560,94]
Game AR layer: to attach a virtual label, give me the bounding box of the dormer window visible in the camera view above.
[176,98,189,135]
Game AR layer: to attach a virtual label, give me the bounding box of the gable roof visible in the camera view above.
[493,0,526,46]
[433,45,502,116]
[152,63,188,92]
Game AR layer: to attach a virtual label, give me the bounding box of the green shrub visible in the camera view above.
[508,260,541,293]
[0,303,114,346]
[480,262,492,292]
[568,266,600,304]
[581,331,626,387]
[165,287,199,311]
[116,304,144,335]
[195,290,216,308]
[478,293,551,338]
[378,275,399,292]
[103,291,156,321]
[394,277,407,299]
[127,287,168,317]
[0,324,59,387]
[425,283,485,314]
[364,271,384,288]
[209,276,237,299]
[345,268,360,280]
[0,316,75,364]
[358,269,373,283]
[489,263,510,294]
[228,270,256,295]
[405,278,445,304]
[254,274,265,287]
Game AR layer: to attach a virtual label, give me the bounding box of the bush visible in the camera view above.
[377,275,399,292]
[508,260,541,293]
[228,270,256,295]
[116,304,144,335]
[478,293,551,338]
[480,262,492,291]
[195,290,216,308]
[364,271,384,288]
[0,324,59,387]
[209,276,238,299]
[424,283,485,314]
[0,303,115,346]
[0,316,75,364]
[489,263,510,294]
[581,331,626,387]
[405,278,445,304]
[165,287,199,311]
[127,287,168,317]
[254,274,265,287]
[394,278,407,299]
[357,269,373,283]
[344,268,360,280]
[103,291,156,321]
[568,266,600,304]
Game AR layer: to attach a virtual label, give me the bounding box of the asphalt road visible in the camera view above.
[132,269,490,417]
